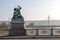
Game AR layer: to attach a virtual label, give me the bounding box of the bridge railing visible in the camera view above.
[26,28,60,36]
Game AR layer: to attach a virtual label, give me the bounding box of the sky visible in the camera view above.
[0,0,60,21]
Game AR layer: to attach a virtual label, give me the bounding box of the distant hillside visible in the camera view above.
[0,21,10,24]
[0,20,60,26]
[0,20,60,29]
[25,20,60,26]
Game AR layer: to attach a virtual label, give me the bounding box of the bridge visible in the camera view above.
[0,35,60,39]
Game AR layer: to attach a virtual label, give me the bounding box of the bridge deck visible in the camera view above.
[1,35,60,39]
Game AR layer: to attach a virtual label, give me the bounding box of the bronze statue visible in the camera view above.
[13,5,22,19]
[10,5,26,36]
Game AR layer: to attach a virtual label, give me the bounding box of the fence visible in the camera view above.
[0,28,60,36]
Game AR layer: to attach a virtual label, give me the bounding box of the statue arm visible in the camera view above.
[18,5,21,10]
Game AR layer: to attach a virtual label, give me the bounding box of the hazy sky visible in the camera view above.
[0,0,60,21]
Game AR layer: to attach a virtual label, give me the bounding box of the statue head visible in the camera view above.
[14,8,18,11]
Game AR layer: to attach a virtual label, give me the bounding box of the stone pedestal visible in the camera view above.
[9,18,26,36]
